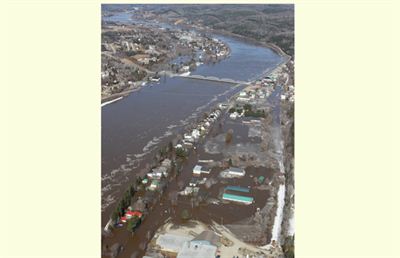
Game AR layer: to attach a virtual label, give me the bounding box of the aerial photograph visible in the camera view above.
[101,4,294,258]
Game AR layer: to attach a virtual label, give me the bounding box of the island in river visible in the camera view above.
[101,4,294,258]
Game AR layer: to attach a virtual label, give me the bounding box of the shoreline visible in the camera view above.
[101,19,288,107]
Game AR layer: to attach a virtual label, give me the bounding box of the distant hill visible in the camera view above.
[153,4,294,57]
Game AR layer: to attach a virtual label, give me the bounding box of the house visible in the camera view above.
[222,193,253,204]
[147,169,162,179]
[177,241,217,258]
[222,185,253,204]
[161,159,172,168]
[184,133,194,142]
[229,112,238,120]
[237,96,250,102]
[225,186,250,193]
[132,54,151,65]
[126,211,143,219]
[189,178,198,187]
[181,186,199,196]
[193,165,210,175]
[226,167,245,177]
[220,167,246,178]
[191,129,200,139]
[149,180,160,191]
[156,233,193,254]
[218,103,228,109]
[154,166,168,175]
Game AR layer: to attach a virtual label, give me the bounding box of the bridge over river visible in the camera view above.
[177,74,250,85]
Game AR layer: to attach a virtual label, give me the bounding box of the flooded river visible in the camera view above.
[101,13,283,257]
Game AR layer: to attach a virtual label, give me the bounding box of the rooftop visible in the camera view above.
[192,230,220,247]
[228,167,244,173]
[222,193,254,204]
[225,186,250,193]
[177,241,217,258]
[156,233,193,253]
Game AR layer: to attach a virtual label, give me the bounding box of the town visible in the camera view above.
[102,22,230,102]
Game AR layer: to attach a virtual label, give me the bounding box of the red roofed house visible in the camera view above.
[125,210,143,219]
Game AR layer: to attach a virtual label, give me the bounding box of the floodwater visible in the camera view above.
[101,12,283,257]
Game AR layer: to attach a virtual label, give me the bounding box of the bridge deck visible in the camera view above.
[178,74,249,85]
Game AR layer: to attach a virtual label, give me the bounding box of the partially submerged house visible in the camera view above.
[222,193,253,204]
[193,165,211,175]
[220,167,246,178]
[222,185,254,205]
[148,180,160,191]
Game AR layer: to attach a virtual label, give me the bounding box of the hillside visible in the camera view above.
[153,5,294,57]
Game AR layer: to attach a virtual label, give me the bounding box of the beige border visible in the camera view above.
[3,1,398,257]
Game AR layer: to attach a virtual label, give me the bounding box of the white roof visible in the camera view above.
[177,241,217,258]
[156,234,193,253]
[193,165,202,172]
[228,167,245,173]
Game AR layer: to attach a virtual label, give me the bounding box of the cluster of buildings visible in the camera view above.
[179,165,210,196]
[116,208,143,227]
[182,109,222,146]
[145,158,172,191]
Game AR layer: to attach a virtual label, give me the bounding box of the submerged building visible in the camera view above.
[222,193,253,204]
[193,165,211,175]
[222,185,254,204]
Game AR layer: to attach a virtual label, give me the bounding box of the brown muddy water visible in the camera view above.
[102,112,276,258]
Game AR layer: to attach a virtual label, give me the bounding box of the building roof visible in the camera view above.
[222,193,253,204]
[156,233,193,253]
[193,165,202,171]
[228,167,245,173]
[192,230,220,247]
[126,211,142,218]
[177,241,217,258]
[225,186,250,193]
[132,54,150,60]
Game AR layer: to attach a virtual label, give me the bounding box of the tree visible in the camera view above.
[168,141,173,153]
[127,216,141,232]
[282,235,295,258]
[111,211,119,222]
[176,147,187,158]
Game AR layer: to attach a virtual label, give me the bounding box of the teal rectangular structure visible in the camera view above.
[225,186,250,193]
[222,193,253,204]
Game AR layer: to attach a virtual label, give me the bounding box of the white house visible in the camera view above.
[191,129,200,139]
[223,167,246,177]
[230,112,238,120]
[184,133,194,142]
[193,165,210,175]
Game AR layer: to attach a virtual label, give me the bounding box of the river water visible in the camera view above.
[101,13,283,227]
